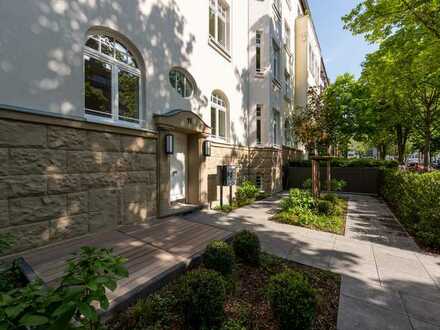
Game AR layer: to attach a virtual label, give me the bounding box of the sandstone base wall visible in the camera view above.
[0,111,157,256]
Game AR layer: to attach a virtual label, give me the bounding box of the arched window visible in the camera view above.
[84,33,141,124]
[169,68,194,98]
[210,91,228,139]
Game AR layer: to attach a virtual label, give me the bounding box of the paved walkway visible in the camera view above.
[184,194,440,330]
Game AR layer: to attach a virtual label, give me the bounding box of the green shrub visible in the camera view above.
[203,240,235,276]
[381,169,440,248]
[232,230,261,265]
[322,193,338,203]
[316,200,335,216]
[131,293,176,329]
[266,271,316,330]
[331,179,347,192]
[235,181,259,206]
[178,269,226,329]
[280,189,315,212]
[221,319,246,330]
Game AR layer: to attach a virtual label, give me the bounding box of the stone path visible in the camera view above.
[184,194,440,330]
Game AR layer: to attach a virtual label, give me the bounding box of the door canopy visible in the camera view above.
[154,110,211,135]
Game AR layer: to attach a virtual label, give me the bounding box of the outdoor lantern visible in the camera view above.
[203,140,211,157]
[165,134,174,155]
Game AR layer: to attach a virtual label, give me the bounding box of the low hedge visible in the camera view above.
[381,169,440,248]
[289,158,398,168]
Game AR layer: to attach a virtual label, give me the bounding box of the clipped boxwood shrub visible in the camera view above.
[178,269,226,329]
[203,240,235,276]
[266,271,317,330]
[381,169,440,248]
[316,200,335,216]
[232,230,261,265]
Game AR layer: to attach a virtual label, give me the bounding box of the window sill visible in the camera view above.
[85,114,143,131]
[255,71,265,79]
[208,37,231,62]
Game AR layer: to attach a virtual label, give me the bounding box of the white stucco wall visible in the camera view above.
[0,0,250,144]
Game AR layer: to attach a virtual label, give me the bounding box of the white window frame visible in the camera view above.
[169,68,194,99]
[256,31,262,74]
[209,0,231,53]
[84,35,142,128]
[211,93,228,140]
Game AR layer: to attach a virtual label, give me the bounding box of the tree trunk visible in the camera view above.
[377,144,386,160]
[424,129,431,169]
[395,124,410,164]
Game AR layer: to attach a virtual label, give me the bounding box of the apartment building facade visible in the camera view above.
[0,0,326,256]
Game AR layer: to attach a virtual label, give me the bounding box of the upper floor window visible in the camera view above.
[211,91,228,139]
[256,31,262,73]
[209,0,230,52]
[84,33,141,124]
[273,109,280,145]
[169,68,194,98]
[272,41,281,81]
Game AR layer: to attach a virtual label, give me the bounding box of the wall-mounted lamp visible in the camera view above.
[165,134,174,155]
[203,140,211,157]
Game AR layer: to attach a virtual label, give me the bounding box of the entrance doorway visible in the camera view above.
[170,132,187,202]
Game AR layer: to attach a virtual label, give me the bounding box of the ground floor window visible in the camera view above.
[211,92,228,139]
[256,175,262,190]
[84,33,141,125]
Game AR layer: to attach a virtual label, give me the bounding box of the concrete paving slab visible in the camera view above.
[337,295,412,330]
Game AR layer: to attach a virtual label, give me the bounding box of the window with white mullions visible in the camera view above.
[84,33,141,125]
[211,92,228,139]
[273,108,280,145]
[169,69,194,98]
[209,0,231,51]
[256,31,262,73]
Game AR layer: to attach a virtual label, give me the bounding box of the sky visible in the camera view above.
[307,0,378,81]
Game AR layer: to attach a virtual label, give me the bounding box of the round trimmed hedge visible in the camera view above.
[232,230,261,265]
[266,271,317,330]
[203,240,235,276]
[178,269,226,328]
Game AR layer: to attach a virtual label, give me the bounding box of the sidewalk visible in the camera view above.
[184,194,440,330]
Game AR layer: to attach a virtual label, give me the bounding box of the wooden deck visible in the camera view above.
[20,216,232,315]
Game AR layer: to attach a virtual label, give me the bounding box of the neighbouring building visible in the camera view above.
[0,0,327,256]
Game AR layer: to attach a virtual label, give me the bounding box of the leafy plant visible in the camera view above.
[221,319,246,330]
[0,247,128,330]
[203,240,235,276]
[266,271,317,330]
[235,181,259,206]
[280,189,315,212]
[178,269,226,329]
[0,234,14,256]
[232,231,261,266]
[331,179,346,192]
